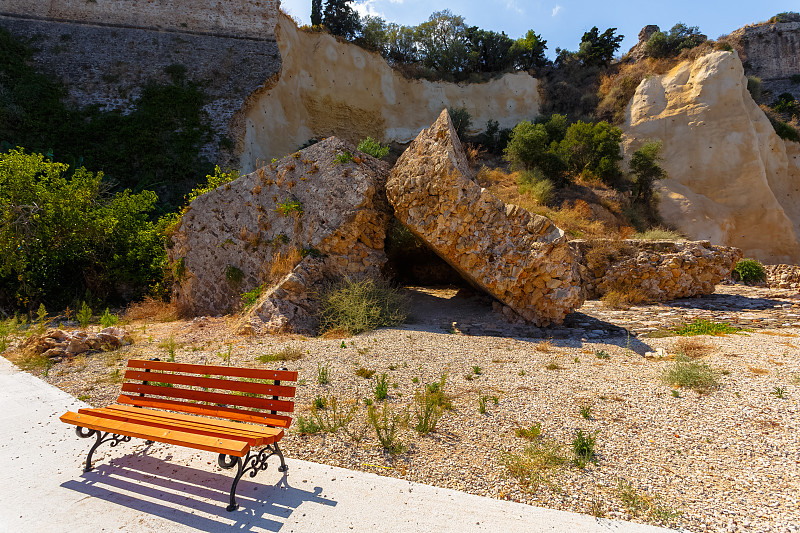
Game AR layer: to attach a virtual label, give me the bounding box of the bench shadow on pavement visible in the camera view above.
[61,447,336,532]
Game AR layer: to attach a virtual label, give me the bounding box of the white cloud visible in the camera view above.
[503,1,524,15]
[354,0,383,18]
[552,4,562,16]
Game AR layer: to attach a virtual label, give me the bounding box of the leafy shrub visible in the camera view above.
[628,140,665,208]
[0,150,165,310]
[333,151,355,165]
[224,265,244,285]
[768,12,800,23]
[241,283,266,309]
[185,166,239,204]
[733,258,767,284]
[772,93,800,118]
[448,107,472,141]
[644,23,706,59]
[318,278,408,335]
[357,137,390,159]
[557,120,623,184]
[518,169,555,205]
[661,360,719,393]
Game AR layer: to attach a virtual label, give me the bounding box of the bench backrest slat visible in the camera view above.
[119,359,297,428]
[124,370,296,398]
[117,395,293,427]
[127,359,297,382]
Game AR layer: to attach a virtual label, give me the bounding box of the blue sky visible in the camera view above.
[280,0,798,58]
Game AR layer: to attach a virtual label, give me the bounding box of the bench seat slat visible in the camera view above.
[120,383,295,413]
[127,359,298,382]
[117,395,293,428]
[124,369,296,398]
[60,411,251,456]
[78,407,283,446]
[103,404,284,433]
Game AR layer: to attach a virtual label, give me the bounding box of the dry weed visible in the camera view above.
[535,340,553,353]
[748,367,769,376]
[124,297,178,322]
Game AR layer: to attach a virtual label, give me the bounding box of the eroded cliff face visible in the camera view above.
[239,15,540,171]
[623,50,800,264]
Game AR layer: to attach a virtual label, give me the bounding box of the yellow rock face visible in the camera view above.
[623,50,800,264]
[239,15,540,171]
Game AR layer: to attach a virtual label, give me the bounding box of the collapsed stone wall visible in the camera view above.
[765,264,800,289]
[623,50,800,264]
[239,15,540,171]
[387,110,584,327]
[169,138,391,328]
[573,240,742,301]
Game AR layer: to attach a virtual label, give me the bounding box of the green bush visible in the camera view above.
[0,150,165,310]
[629,140,666,208]
[733,258,767,284]
[357,137,390,159]
[518,169,555,205]
[317,278,408,335]
[557,120,622,184]
[448,107,472,141]
[644,23,706,59]
[661,360,719,393]
[99,308,119,328]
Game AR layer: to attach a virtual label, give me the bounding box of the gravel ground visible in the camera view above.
[5,285,800,532]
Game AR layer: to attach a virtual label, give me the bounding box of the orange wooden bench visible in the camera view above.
[60,358,297,511]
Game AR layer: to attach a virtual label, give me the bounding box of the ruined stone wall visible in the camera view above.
[574,240,742,301]
[765,264,800,289]
[729,22,800,81]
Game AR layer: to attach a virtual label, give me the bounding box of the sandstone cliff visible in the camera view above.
[238,15,540,171]
[623,50,800,264]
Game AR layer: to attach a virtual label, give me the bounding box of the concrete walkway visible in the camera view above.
[0,357,677,533]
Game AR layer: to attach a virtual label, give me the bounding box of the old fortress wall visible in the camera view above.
[0,0,283,163]
[0,0,279,38]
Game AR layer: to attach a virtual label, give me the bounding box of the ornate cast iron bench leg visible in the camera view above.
[218,443,288,511]
[75,426,132,472]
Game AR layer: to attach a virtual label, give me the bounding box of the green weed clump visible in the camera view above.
[99,308,118,328]
[518,169,554,205]
[318,278,408,335]
[373,373,389,401]
[504,438,567,492]
[77,302,93,328]
[413,383,446,435]
[617,479,682,526]
[631,227,684,241]
[732,258,766,284]
[661,360,719,393]
[515,422,542,441]
[674,319,740,336]
[294,395,356,435]
[572,429,598,468]
[357,137,389,159]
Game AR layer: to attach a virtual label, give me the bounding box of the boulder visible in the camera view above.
[623,50,800,264]
[386,110,584,326]
[169,137,393,331]
[574,239,743,300]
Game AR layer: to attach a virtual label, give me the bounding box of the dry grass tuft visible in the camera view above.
[535,340,553,353]
[673,337,713,359]
[124,297,178,322]
[748,367,769,376]
[601,283,652,310]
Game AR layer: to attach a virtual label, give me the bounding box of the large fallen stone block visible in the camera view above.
[386,110,584,326]
[169,138,391,326]
[573,239,743,300]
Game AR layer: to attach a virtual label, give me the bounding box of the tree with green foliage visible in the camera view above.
[385,23,418,64]
[358,15,389,54]
[645,23,705,58]
[311,0,323,26]
[322,0,362,39]
[415,10,469,75]
[510,30,549,71]
[464,27,515,73]
[629,140,665,206]
[576,27,623,67]
[556,120,622,183]
[0,149,165,310]
[504,121,552,171]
